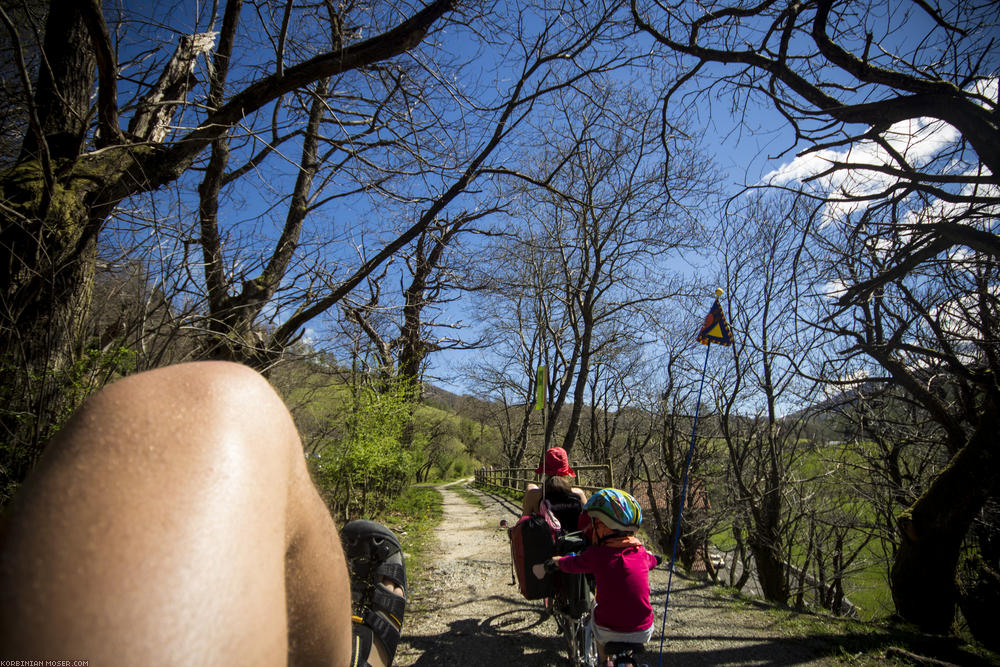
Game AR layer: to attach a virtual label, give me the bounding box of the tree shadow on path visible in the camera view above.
[404,597,571,666]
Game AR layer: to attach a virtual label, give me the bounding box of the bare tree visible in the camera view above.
[632,0,1000,634]
[807,202,1000,638]
[2,0,456,365]
[712,193,826,603]
[0,0,458,491]
[633,316,723,573]
[470,81,710,458]
[178,0,648,375]
[631,0,998,266]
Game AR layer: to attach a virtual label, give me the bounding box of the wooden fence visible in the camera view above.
[474,461,614,495]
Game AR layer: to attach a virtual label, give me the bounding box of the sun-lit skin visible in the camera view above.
[0,362,404,666]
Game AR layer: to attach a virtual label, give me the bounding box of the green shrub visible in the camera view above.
[311,380,416,520]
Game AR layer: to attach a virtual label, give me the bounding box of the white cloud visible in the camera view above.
[763,77,997,224]
[822,279,848,298]
[765,117,960,197]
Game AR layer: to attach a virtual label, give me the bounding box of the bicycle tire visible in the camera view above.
[577,614,598,666]
[558,582,597,666]
[560,614,580,665]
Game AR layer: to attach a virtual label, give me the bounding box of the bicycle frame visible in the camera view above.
[546,588,597,667]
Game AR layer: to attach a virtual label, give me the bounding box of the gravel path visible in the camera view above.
[394,482,847,666]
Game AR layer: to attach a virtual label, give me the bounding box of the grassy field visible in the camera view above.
[702,438,901,622]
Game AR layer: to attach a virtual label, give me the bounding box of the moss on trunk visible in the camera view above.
[890,398,1000,633]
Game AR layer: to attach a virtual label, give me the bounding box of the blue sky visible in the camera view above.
[98,1,995,401]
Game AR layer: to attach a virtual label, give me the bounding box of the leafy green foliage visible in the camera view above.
[273,359,501,515]
[309,378,416,520]
[410,404,489,482]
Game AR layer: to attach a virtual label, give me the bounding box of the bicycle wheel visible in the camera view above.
[577,574,597,666]
[556,586,597,666]
[559,612,589,666]
[576,614,598,666]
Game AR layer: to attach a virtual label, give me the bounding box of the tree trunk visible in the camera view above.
[751,538,788,603]
[890,400,1000,633]
[1,2,99,486]
[561,312,593,452]
[20,0,93,162]
[751,484,788,603]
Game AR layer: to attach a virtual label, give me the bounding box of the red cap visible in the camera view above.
[536,447,575,477]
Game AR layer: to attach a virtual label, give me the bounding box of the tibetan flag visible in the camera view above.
[696,299,733,346]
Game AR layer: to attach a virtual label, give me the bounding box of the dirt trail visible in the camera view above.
[395,482,845,666]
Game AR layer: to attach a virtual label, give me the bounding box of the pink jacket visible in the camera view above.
[558,543,657,633]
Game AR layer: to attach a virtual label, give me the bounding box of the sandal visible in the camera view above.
[341,520,407,667]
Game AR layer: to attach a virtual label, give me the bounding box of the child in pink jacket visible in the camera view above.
[535,488,659,663]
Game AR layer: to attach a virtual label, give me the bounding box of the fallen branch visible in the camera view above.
[885,647,959,667]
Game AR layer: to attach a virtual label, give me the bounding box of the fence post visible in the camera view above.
[606,458,614,488]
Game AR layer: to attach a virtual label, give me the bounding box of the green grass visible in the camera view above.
[708,522,893,621]
[473,481,523,505]
[710,527,738,551]
[703,440,900,622]
[451,482,485,509]
[371,485,444,580]
[710,587,1000,666]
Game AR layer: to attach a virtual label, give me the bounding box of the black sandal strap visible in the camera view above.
[371,584,406,624]
[375,561,406,590]
[350,623,374,667]
[363,608,401,659]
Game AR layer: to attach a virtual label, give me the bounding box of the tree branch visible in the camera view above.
[146,0,455,187]
[79,0,123,147]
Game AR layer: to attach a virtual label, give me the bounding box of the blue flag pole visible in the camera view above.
[656,339,711,667]
[657,289,730,667]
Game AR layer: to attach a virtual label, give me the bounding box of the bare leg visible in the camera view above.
[0,362,351,665]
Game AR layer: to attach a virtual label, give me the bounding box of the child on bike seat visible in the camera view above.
[522,447,588,530]
[535,488,659,663]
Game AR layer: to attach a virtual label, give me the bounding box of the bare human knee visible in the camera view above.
[0,361,344,664]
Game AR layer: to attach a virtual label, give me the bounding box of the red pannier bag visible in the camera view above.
[508,512,557,599]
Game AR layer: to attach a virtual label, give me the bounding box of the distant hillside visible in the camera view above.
[422,383,465,411]
[422,382,500,417]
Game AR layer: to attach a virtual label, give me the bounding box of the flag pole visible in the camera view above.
[536,365,546,500]
[657,288,730,667]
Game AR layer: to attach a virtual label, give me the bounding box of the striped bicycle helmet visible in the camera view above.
[583,488,643,532]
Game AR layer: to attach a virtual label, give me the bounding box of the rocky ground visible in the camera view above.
[393,482,855,667]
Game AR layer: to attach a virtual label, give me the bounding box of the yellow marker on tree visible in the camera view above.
[535,366,546,410]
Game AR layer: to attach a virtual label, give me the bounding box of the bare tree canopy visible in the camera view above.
[630,0,1000,638]
[631,0,999,303]
[0,0,456,495]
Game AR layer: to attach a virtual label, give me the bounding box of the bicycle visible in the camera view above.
[544,533,650,667]
[544,532,597,666]
[545,582,647,666]
[545,574,597,667]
